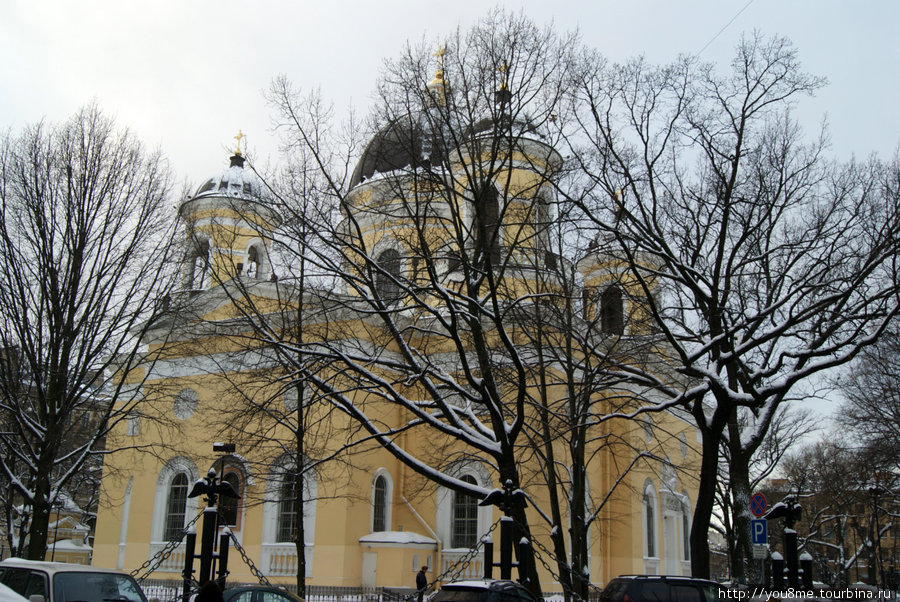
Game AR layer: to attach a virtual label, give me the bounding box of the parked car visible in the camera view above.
[0,558,148,602]
[599,575,722,602]
[430,579,538,602]
[222,585,303,602]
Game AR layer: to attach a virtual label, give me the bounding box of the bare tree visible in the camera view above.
[715,405,814,581]
[838,323,900,467]
[0,106,178,558]
[778,440,900,587]
[568,33,900,578]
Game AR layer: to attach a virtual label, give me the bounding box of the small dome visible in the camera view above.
[350,117,444,188]
[193,153,267,201]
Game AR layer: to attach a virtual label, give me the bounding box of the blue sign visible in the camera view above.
[751,518,768,544]
[751,493,767,517]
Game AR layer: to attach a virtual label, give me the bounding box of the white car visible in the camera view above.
[0,558,147,602]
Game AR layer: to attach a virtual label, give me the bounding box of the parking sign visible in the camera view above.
[751,518,767,544]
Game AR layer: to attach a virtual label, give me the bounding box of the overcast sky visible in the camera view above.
[2,0,897,187]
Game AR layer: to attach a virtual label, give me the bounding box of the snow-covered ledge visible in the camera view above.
[359,531,438,588]
[359,531,437,547]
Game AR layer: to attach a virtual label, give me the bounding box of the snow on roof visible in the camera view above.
[48,538,92,550]
[358,531,436,545]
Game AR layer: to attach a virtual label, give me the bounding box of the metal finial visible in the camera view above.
[498,60,509,92]
[234,130,246,156]
[433,45,447,78]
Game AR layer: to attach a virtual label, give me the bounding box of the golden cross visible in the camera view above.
[433,45,447,71]
[234,130,246,155]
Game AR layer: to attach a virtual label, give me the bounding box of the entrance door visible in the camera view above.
[362,551,377,588]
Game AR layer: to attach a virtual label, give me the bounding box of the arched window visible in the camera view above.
[246,246,260,278]
[473,184,500,267]
[601,286,624,334]
[451,475,479,549]
[373,475,388,532]
[190,239,212,289]
[643,483,658,558]
[163,473,188,542]
[219,471,241,527]
[375,248,402,304]
[152,456,199,544]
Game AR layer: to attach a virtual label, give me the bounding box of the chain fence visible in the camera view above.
[131,513,202,585]
[129,514,601,602]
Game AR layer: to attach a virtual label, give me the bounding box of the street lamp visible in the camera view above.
[186,443,239,589]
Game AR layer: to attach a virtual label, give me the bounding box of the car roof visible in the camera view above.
[441,580,527,590]
[224,585,302,600]
[0,559,129,576]
[611,575,719,585]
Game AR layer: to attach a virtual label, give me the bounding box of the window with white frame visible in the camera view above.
[472,184,501,267]
[451,475,479,549]
[277,477,297,542]
[601,285,624,334]
[163,473,188,542]
[643,482,658,558]
[375,248,402,305]
[245,245,261,278]
[262,456,317,546]
[371,470,393,533]
[152,456,199,544]
[126,413,140,436]
[185,236,212,289]
[173,388,198,421]
[682,493,691,561]
[219,471,242,528]
[435,462,491,551]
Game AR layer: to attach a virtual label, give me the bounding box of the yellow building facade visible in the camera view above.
[92,111,702,592]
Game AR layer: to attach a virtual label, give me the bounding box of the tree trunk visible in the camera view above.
[497,456,542,596]
[691,402,730,579]
[690,436,719,578]
[26,478,50,560]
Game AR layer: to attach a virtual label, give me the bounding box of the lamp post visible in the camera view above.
[479,480,530,583]
[50,499,62,562]
[186,443,239,590]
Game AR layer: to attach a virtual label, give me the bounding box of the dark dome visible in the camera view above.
[350,118,444,188]
[349,112,546,189]
[193,153,267,201]
[467,114,543,139]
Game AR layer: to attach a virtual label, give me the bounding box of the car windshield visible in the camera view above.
[53,571,147,602]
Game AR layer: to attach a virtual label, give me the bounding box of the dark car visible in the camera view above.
[431,580,538,602]
[222,585,303,602]
[599,575,722,602]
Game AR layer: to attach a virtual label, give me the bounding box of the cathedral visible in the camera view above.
[91,59,701,591]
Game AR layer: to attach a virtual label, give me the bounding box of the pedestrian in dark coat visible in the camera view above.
[416,566,428,602]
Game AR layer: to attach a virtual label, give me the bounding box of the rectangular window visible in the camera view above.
[126,414,140,436]
[278,478,298,543]
[163,475,188,542]
[451,495,478,548]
